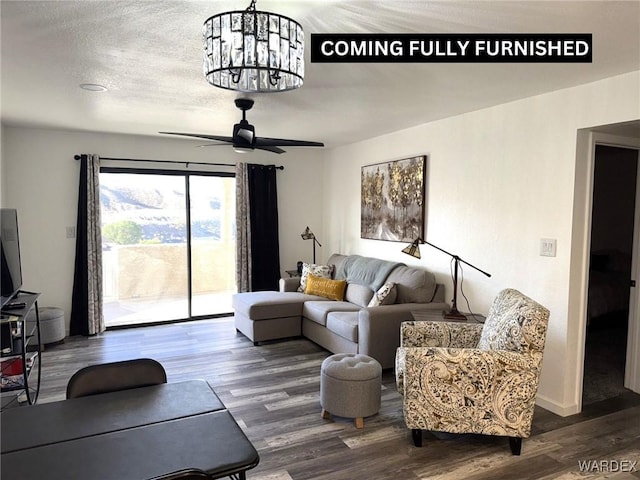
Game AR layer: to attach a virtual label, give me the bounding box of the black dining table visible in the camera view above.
[0,379,260,480]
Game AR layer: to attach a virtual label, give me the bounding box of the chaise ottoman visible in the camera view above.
[320,353,382,428]
[233,291,324,345]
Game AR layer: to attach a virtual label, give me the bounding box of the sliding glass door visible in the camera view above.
[100,170,235,327]
[189,175,236,317]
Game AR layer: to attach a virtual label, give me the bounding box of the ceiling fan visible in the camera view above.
[160,98,324,154]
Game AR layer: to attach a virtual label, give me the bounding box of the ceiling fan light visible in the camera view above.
[203,0,304,93]
[233,146,254,153]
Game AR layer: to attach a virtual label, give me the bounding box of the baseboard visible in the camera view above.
[536,394,580,417]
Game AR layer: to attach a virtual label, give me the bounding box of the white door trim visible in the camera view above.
[625,146,640,392]
[578,132,640,408]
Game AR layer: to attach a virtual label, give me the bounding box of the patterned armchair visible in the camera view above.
[395,288,550,455]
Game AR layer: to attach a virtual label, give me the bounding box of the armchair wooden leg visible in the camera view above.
[509,437,522,455]
[411,429,423,447]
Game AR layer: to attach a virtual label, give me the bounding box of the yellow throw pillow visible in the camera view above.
[305,274,347,301]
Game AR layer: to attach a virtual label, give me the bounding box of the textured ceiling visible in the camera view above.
[1,1,639,149]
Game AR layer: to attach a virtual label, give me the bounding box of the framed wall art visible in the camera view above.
[361,155,426,242]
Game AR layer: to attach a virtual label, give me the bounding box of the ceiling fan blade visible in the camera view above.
[160,99,324,155]
[159,132,234,144]
[254,137,325,147]
[254,145,286,154]
[197,143,233,148]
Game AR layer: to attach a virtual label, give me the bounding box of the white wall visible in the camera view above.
[323,70,640,415]
[4,70,639,415]
[2,128,324,331]
[1,125,5,206]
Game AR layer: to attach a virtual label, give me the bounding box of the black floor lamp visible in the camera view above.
[402,238,491,320]
[301,226,321,264]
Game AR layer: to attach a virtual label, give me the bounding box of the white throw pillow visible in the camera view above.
[368,282,397,307]
[298,263,333,292]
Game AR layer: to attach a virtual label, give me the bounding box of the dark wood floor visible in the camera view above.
[26,318,640,479]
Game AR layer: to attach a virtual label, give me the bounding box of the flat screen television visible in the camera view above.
[1,209,23,308]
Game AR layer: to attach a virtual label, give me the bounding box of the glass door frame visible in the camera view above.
[100,166,236,328]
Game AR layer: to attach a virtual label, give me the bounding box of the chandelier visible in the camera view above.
[202,0,305,92]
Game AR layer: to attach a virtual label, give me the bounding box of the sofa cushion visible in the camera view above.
[368,282,397,307]
[326,311,359,343]
[345,283,374,308]
[303,301,361,326]
[298,263,334,292]
[386,265,437,303]
[233,291,325,321]
[335,255,403,291]
[305,275,347,301]
[326,254,348,279]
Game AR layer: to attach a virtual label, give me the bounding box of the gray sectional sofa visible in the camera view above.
[232,253,448,368]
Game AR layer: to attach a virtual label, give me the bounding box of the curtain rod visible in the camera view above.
[73,155,284,170]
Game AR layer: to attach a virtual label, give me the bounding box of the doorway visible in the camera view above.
[583,145,639,405]
[99,169,236,327]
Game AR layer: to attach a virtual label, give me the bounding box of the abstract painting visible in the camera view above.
[361,155,426,242]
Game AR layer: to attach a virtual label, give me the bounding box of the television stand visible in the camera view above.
[1,291,42,410]
[3,302,27,310]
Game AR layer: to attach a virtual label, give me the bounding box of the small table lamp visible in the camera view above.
[402,238,491,320]
[301,226,321,264]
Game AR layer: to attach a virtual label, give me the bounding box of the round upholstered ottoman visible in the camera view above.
[320,353,382,429]
[27,307,66,345]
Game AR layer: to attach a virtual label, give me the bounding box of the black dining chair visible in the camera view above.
[66,358,167,399]
[148,468,212,480]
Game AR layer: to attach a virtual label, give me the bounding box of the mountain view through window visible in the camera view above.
[100,171,236,326]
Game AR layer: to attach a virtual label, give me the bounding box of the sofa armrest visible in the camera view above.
[400,320,484,348]
[357,303,445,369]
[395,321,482,394]
[432,283,445,303]
[400,347,542,437]
[279,277,301,292]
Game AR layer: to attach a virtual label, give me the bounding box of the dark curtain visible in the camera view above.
[248,164,281,291]
[70,154,104,336]
[70,155,89,336]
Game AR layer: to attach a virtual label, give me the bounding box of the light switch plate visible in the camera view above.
[540,238,557,257]
[66,226,76,239]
